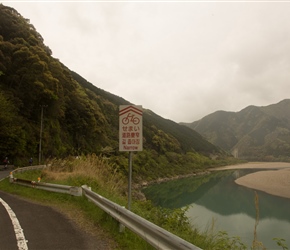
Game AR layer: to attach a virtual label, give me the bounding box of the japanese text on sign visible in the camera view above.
[119,105,143,151]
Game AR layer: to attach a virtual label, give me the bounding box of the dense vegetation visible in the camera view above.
[183,99,290,162]
[0,4,239,182]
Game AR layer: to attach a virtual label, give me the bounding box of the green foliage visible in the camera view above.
[0,4,115,162]
[212,231,247,250]
[273,238,289,250]
[151,125,181,153]
[0,91,26,161]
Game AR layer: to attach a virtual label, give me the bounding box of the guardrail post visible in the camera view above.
[119,206,126,233]
[70,186,82,196]
[119,223,125,233]
[9,172,13,183]
[82,185,91,197]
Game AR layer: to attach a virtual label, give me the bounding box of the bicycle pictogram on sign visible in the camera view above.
[122,112,140,125]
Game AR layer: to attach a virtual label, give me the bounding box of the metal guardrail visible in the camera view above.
[9,165,82,196]
[9,166,202,250]
[11,178,82,196]
[82,185,201,250]
[11,165,47,172]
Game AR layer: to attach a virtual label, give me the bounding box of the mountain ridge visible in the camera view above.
[182,99,290,161]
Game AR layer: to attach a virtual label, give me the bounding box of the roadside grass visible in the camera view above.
[1,154,288,250]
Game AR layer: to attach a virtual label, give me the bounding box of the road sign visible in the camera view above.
[119,105,143,151]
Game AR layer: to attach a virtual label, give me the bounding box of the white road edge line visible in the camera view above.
[0,198,28,250]
[0,173,9,182]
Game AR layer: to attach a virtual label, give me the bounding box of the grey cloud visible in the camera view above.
[6,2,290,122]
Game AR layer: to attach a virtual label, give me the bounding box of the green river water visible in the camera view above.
[143,169,290,249]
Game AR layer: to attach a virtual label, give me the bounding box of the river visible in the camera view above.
[143,169,290,249]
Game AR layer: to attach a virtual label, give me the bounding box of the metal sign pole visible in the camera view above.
[119,105,142,211]
[128,151,132,210]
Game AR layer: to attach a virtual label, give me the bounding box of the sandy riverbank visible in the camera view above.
[212,162,290,199]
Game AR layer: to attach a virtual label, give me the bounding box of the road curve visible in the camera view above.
[0,170,114,250]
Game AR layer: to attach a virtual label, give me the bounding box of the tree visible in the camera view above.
[0,91,26,161]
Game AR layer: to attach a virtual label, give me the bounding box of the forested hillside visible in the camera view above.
[0,4,235,180]
[183,99,290,161]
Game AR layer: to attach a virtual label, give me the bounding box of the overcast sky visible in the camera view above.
[4,1,290,122]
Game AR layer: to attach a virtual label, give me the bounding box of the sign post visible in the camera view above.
[119,105,143,210]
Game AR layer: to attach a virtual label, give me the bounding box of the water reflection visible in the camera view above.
[143,169,290,249]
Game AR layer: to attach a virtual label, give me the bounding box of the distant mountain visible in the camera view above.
[182,99,290,161]
[0,4,233,179]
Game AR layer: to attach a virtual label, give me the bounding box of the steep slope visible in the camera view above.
[0,4,230,178]
[183,99,290,161]
[71,71,220,154]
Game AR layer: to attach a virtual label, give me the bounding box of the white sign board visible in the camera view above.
[119,105,143,151]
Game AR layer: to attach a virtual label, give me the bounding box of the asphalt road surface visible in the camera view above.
[0,169,112,250]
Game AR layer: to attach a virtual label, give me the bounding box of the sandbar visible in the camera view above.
[211,162,290,199]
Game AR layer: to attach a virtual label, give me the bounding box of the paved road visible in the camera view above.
[0,169,112,250]
[0,167,11,181]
